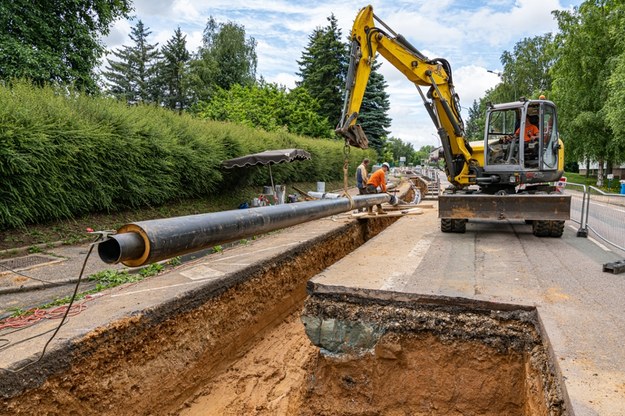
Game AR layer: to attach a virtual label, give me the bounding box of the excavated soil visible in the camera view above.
[177,295,566,416]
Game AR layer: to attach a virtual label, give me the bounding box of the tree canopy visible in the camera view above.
[8,0,625,178]
[197,82,333,138]
[0,0,131,93]
[188,17,257,105]
[465,33,554,141]
[551,0,625,180]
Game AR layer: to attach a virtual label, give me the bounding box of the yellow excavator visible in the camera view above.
[336,5,570,237]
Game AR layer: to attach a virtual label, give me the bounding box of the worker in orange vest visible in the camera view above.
[365,162,390,215]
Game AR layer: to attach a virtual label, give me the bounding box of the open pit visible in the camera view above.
[298,293,566,416]
[1,198,568,415]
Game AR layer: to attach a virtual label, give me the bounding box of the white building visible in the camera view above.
[578,161,625,177]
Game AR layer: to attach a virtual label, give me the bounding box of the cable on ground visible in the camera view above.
[0,234,101,373]
[0,262,59,286]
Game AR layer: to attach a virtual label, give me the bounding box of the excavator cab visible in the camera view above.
[483,99,563,188]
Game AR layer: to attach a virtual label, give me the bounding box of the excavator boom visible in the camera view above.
[338,5,570,237]
[336,5,472,187]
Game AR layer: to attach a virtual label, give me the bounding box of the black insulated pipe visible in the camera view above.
[98,193,392,267]
[98,232,146,264]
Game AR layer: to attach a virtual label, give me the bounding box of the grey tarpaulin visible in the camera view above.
[222,149,312,203]
[222,148,311,168]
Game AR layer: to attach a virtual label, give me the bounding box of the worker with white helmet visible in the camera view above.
[365,162,390,214]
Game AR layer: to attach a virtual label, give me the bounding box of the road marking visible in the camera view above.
[380,235,433,291]
[212,242,300,262]
[588,236,611,251]
[110,280,204,297]
[587,199,625,213]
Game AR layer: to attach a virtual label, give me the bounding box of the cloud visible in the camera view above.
[101,0,580,149]
[454,65,502,112]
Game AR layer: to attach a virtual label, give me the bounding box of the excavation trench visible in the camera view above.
[1,209,567,415]
[1,215,396,415]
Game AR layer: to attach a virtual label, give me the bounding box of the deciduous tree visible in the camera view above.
[501,34,554,100]
[551,1,622,184]
[0,0,131,92]
[188,17,257,106]
[385,137,415,165]
[197,82,332,138]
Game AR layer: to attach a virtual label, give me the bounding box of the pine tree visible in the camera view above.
[159,27,190,112]
[358,62,391,153]
[296,14,348,126]
[465,99,484,141]
[103,46,135,103]
[103,20,160,104]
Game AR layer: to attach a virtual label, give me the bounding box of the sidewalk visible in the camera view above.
[0,242,131,318]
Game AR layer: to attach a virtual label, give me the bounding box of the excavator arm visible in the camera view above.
[336,5,475,187]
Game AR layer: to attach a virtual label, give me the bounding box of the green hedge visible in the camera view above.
[0,82,376,229]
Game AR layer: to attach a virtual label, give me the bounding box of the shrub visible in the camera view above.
[0,81,376,229]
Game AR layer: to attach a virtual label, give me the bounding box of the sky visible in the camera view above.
[102,0,582,150]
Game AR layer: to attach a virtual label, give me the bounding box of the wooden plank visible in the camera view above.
[350,208,423,219]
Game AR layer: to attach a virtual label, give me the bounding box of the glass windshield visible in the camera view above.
[486,108,520,166]
[542,105,558,170]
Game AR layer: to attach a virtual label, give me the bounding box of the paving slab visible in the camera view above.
[309,204,625,416]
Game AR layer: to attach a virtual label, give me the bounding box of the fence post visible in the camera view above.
[577,184,589,237]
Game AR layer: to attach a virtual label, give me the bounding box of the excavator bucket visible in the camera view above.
[438,194,571,221]
[335,124,369,149]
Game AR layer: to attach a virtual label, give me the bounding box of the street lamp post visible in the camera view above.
[487,69,516,100]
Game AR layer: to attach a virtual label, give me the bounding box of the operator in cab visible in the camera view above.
[501,114,539,144]
[516,115,539,142]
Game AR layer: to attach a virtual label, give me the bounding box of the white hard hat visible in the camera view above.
[382,162,390,169]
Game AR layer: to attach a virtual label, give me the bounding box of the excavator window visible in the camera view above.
[486,108,520,165]
[541,105,558,170]
[523,105,541,169]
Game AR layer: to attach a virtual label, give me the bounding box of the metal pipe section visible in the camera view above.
[307,191,342,199]
[98,193,392,267]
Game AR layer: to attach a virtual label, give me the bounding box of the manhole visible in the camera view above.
[0,254,63,275]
